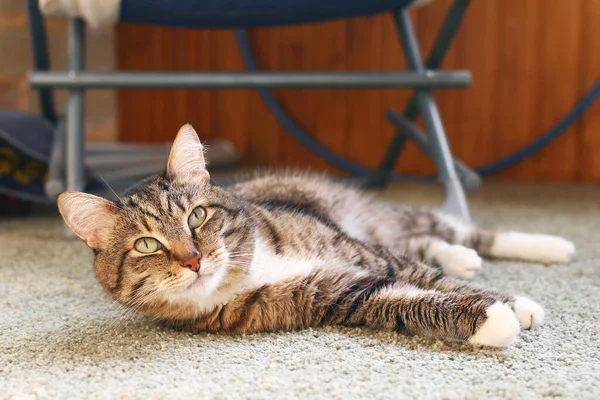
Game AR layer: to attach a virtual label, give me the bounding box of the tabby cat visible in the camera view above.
[58,124,575,348]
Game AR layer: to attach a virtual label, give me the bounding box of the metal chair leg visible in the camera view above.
[45,116,66,198]
[395,8,470,220]
[66,18,85,195]
[404,0,471,120]
[366,0,472,189]
[63,18,86,236]
[417,92,470,220]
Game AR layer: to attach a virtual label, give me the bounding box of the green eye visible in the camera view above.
[134,237,162,254]
[188,206,207,229]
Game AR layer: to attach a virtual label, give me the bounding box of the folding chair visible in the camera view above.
[28,0,477,220]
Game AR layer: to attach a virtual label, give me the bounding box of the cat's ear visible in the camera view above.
[57,192,118,249]
[166,124,209,182]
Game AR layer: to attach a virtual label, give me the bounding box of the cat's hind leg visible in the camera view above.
[371,207,575,265]
[484,231,575,264]
[430,211,575,264]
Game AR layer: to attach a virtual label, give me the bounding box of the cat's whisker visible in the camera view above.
[97,173,122,202]
[96,297,136,334]
[117,284,165,320]
[126,292,160,312]
[117,292,163,326]
[225,265,250,272]
[226,260,251,268]
[227,252,255,257]
[127,284,165,308]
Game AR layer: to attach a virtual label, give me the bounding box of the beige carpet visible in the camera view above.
[1,181,599,399]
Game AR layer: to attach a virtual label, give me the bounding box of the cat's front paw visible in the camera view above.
[513,296,545,330]
[429,243,483,280]
[469,302,520,348]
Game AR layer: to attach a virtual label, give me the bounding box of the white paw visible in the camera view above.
[513,296,545,330]
[428,242,482,280]
[469,302,520,348]
[491,232,575,264]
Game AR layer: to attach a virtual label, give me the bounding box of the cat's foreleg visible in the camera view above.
[168,268,522,347]
[391,256,545,330]
[358,284,521,348]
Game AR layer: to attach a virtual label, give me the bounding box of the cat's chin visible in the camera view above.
[187,273,214,289]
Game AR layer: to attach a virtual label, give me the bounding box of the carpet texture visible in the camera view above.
[1,182,599,399]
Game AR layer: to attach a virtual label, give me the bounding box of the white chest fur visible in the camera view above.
[245,237,321,287]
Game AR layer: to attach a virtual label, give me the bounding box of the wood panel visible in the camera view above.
[116,0,600,182]
[493,0,541,181]
[578,0,600,182]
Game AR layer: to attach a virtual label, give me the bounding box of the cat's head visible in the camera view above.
[57,124,254,319]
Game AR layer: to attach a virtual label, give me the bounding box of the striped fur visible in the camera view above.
[57,124,575,348]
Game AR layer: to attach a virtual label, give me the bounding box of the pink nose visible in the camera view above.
[184,253,202,272]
